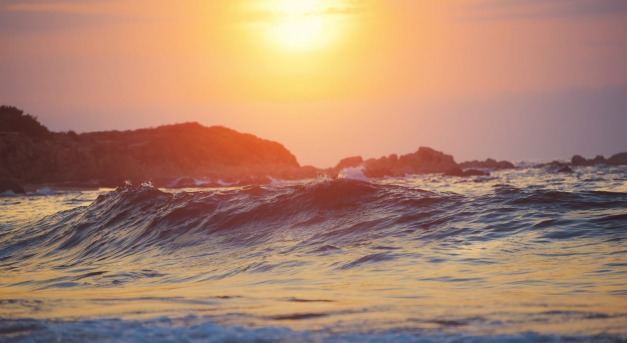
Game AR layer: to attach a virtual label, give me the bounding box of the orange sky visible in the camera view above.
[1,0,627,167]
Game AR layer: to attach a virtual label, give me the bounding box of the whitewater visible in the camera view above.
[1,165,626,342]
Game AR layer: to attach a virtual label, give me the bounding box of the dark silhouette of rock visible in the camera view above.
[444,167,489,177]
[334,156,364,171]
[361,147,457,178]
[325,156,365,178]
[9,105,621,188]
[496,161,515,169]
[362,154,396,178]
[608,152,627,165]
[591,155,606,165]
[0,178,25,194]
[540,161,573,173]
[571,155,588,166]
[299,165,319,178]
[557,165,573,173]
[444,167,464,177]
[0,112,317,187]
[570,153,627,166]
[459,158,514,170]
[0,105,51,139]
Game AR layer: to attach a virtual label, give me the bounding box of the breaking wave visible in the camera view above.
[1,167,627,341]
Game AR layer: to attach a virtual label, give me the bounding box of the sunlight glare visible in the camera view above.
[266,0,344,52]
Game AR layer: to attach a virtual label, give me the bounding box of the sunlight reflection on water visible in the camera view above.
[1,167,626,339]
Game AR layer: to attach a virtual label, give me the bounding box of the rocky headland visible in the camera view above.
[2,105,626,193]
[0,106,316,191]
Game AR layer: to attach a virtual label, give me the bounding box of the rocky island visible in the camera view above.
[327,148,459,178]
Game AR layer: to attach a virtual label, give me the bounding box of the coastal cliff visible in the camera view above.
[0,106,472,190]
[0,106,314,188]
[4,105,624,192]
[0,105,533,192]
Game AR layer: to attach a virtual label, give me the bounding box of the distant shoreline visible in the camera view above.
[2,105,626,194]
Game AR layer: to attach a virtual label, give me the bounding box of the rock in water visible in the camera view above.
[0,178,25,194]
[362,147,458,178]
[459,158,514,170]
[557,165,573,173]
[571,155,588,166]
[569,153,627,166]
[444,167,489,177]
[608,152,627,165]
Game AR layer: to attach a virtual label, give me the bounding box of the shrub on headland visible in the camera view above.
[0,105,51,139]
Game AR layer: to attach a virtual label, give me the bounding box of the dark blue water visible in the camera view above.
[1,166,626,342]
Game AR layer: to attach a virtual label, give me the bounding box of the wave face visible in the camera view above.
[1,166,627,342]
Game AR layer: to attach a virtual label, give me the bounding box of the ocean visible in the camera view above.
[1,165,626,342]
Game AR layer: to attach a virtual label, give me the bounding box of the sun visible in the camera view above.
[271,16,324,52]
[266,0,344,52]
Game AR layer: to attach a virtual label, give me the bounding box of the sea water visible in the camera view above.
[1,166,626,342]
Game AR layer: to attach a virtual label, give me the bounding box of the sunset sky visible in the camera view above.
[1,0,626,167]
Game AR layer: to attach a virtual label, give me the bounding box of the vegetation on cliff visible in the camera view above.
[0,105,51,139]
[5,105,623,192]
[0,106,309,187]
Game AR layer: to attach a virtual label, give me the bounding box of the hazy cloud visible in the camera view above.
[1,0,108,13]
[467,0,627,20]
[236,0,367,24]
[317,5,367,16]
[318,0,367,16]
[0,1,150,33]
[0,10,126,33]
